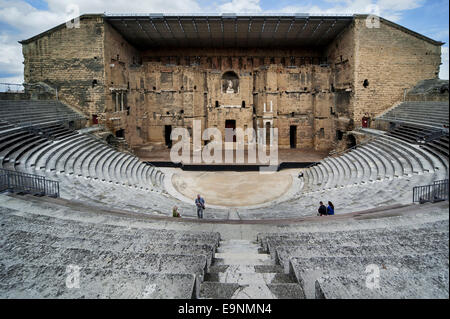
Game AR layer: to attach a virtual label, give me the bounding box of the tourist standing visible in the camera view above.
[195,194,205,219]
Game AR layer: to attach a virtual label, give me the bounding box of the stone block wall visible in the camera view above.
[352,16,441,127]
[21,15,105,115]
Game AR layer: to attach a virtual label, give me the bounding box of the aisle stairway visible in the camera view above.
[199,239,303,299]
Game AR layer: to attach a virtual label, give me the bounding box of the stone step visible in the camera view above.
[199,282,304,299]
[207,264,285,274]
[0,263,196,299]
[274,241,449,268]
[315,270,448,299]
[205,271,294,284]
[1,229,216,265]
[213,253,271,265]
[1,243,208,277]
[289,253,448,299]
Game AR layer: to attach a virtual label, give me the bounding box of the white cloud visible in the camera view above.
[0,74,24,85]
[275,0,425,22]
[218,0,262,13]
[45,0,202,15]
[0,33,23,76]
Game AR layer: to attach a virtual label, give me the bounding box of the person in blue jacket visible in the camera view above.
[327,201,335,215]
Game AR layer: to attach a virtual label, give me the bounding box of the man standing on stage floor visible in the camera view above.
[195,194,205,219]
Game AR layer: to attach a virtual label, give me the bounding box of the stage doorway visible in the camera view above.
[290,125,297,148]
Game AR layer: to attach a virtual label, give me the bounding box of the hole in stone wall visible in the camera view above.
[242,101,245,108]
[336,130,343,140]
[115,129,125,138]
[363,79,369,88]
[180,109,184,114]
[194,85,197,90]
[215,101,219,108]
[92,79,97,88]
[153,86,156,90]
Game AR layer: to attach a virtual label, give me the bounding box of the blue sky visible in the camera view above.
[0,0,448,83]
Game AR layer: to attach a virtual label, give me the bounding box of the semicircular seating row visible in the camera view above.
[0,103,220,218]
[376,101,449,129]
[0,195,221,298]
[0,100,167,196]
[0,124,165,191]
[301,132,449,194]
[0,100,86,127]
[257,207,449,298]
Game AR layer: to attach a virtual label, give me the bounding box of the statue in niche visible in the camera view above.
[222,71,239,94]
[226,80,234,93]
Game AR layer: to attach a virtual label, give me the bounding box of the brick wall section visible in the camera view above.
[352,16,441,127]
[22,15,105,116]
[102,21,141,145]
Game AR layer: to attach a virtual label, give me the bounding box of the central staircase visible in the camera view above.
[199,239,304,299]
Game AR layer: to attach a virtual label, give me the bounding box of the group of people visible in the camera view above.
[317,201,335,216]
[172,194,206,219]
[174,195,334,219]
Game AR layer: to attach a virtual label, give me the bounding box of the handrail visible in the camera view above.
[0,168,60,198]
[0,83,24,93]
[413,179,449,203]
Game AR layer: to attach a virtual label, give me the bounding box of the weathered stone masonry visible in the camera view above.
[21,14,442,153]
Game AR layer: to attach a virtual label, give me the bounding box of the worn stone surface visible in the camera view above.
[0,193,448,299]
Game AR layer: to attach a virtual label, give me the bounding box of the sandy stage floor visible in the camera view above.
[171,170,295,207]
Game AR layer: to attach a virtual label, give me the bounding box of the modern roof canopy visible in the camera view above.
[104,14,354,49]
[19,13,444,48]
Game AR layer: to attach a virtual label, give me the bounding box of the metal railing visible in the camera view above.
[413,179,449,203]
[0,168,60,198]
[0,83,24,93]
